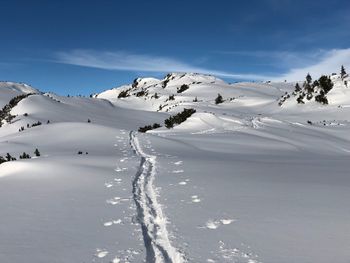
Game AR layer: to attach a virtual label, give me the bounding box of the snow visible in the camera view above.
[0,81,39,108]
[1,73,350,262]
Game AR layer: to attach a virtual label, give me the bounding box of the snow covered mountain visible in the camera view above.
[1,73,350,263]
[0,81,39,108]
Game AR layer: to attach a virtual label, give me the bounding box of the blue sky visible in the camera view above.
[0,0,349,95]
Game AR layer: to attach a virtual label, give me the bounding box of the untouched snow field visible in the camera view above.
[1,73,350,262]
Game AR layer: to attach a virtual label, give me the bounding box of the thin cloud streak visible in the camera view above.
[54,49,350,82]
[55,50,269,80]
[273,48,350,81]
[214,49,326,68]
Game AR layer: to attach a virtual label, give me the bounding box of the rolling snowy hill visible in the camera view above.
[1,73,350,263]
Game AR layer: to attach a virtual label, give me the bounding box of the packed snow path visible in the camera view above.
[129,131,185,263]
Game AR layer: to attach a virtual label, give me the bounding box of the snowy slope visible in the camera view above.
[1,73,350,263]
[0,81,39,108]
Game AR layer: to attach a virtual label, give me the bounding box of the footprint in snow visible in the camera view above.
[103,219,123,226]
[115,167,128,172]
[174,161,183,165]
[178,181,187,185]
[191,195,201,203]
[172,170,184,173]
[106,197,129,205]
[204,218,235,229]
[220,219,235,225]
[217,240,260,263]
[103,221,113,227]
[114,178,122,183]
[206,220,220,229]
[95,249,108,258]
[104,183,113,188]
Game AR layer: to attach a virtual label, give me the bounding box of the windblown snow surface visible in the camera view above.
[1,73,350,263]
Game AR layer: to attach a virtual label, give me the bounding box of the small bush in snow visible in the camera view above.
[136,90,146,97]
[177,84,189,93]
[164,108,196,128]
[31,121,42,127]
[6,153,16,161]
[215,94,224,104]
[19,152,31,159]
[118,90,130,98]
[138,123,161,133]
[0,156,6,164]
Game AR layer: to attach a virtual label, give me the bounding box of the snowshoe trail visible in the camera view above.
[129,131,185,263]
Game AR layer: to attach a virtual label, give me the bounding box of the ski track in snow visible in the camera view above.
[129,131,185,263]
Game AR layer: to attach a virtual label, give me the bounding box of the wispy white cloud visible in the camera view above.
[55,49,269,80]
[273,48,350,81]
[54,49,350,82]
[215,49,325,68]
[217,48,350,81]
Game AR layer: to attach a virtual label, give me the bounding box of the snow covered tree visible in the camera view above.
[294,83,301,92]
[341,65,347,79]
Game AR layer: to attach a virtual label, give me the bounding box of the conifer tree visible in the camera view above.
[34,148,41,157]
[5,153,12,161]
[304,73,314,94]
[215,94,224,104]
[0,156,6,164]
[341,65,347,79]
[306,73,312,84]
